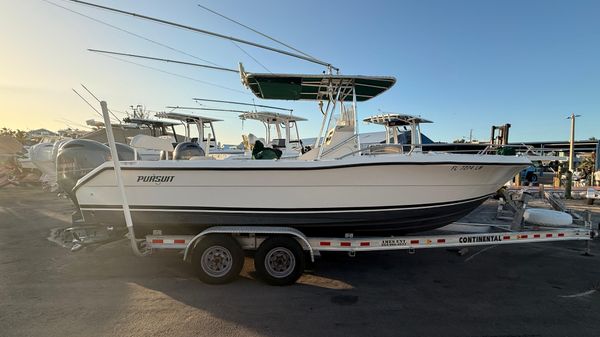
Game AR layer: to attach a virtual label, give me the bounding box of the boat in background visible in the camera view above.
[237,111,308,159]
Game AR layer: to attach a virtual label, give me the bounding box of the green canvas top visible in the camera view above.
[243,73,396,102]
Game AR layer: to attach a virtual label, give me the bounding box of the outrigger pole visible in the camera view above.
[67,0,338,72]
[166,106,248,114]
[192,98,293,112]
[88,49,239,73]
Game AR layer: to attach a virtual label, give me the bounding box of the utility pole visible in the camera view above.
[567,113,581,172]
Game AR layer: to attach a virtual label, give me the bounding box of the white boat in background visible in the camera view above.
[238,111,307,159]
[363,113,433,150]
[66,70,531,237]
[155,111,244,159]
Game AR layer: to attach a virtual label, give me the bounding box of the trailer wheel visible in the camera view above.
[192,234,244,284]
[254,236,305,286]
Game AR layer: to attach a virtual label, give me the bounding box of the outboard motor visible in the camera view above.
[57,140,140,201]
[173,142,205,160]
[104,142,139,161]
[51,139,70,164]
[56,139,111,204]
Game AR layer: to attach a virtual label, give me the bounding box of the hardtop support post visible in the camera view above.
[317,83,343,159]
[353,82,360,151]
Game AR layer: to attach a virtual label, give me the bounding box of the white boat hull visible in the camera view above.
[74,153,530,236]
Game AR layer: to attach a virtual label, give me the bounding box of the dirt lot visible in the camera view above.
[1,186,600,337]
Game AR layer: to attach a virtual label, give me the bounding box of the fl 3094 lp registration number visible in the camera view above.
[450,165,484,171]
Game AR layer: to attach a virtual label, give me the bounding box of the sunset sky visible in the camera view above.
[1,0,599,144]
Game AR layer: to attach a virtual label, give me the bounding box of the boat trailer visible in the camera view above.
[70,101,596,286]
[142,221,597,285]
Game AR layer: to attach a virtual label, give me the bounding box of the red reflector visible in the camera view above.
[320,241,331,246]
[360,242,370,246]
[521,235,528,239]
[341,242,351,247]
[174,239,185,244]
[558,233,565,237]
[503,236,510,240]
[410,240,419,244]
[546,233,553,238]
[534,234,540,238]
[437,239,446,243]
[152,239,163,244]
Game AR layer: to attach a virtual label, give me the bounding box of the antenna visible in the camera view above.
[88,49,239,73]
[66,0,337,71]
[192,98,292,112]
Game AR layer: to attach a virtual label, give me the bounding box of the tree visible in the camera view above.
[0,127,27,144]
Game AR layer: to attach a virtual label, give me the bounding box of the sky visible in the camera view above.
[0,0,599,144]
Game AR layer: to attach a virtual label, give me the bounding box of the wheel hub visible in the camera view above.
[265,247,295,278]
[201,246,233,277]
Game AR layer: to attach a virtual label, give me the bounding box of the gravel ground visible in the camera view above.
[1,186,600,337]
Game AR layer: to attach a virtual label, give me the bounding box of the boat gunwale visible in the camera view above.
[72,155,530,194]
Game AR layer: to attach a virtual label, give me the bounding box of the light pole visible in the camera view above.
[567,113,581,172]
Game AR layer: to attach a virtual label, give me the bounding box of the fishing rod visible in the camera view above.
[66,0,338,71]
[88,49,239,73]
[192,98,292,112]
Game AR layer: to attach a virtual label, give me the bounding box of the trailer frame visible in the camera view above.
[142,220,597,285]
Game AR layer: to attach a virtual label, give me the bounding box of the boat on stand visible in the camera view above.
[65,70,531,237]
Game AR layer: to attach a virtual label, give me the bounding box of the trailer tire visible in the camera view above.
[254,236,305,286]
[192,234,244,285]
